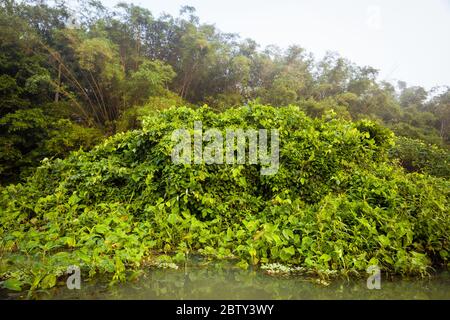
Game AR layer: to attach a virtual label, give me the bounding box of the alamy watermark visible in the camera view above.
[366,265,381,290]
[66,265,81,290]
[171,121,280,175]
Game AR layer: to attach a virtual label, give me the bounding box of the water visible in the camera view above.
[2,259,449,300]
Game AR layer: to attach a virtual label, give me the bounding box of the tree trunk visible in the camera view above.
[54,62,62,102]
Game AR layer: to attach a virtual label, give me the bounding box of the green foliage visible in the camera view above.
[76,38,124,82]
[0,0,448,294]
[1,105,448,293]
[126,60,176,106]
[1,0,449,184]
[389,136,450,178]
[44,120,103,157]
[389,122,443,147]
[116,93,186,132]
[0,108,103,183]
[0,109,49,181]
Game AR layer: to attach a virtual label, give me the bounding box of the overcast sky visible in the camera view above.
[100,0,450,90]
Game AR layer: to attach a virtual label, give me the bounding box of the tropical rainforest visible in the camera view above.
[0,0,449,293]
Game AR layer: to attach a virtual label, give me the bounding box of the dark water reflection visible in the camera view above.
[3,260,450,300]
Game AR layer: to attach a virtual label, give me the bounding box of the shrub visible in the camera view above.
[389,136,450,178]
[0,104,448,292]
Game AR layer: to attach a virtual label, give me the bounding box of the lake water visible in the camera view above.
[2,259,449,300]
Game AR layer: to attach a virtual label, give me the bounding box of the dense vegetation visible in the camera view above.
[0,0,449,184]
[0,0,449,293]
[1,105,449,292]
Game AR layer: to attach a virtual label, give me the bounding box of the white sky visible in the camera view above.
[100,0,450,90]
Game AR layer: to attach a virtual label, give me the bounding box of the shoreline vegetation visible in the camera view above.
[0,0,448,295]
[1,105,449,293]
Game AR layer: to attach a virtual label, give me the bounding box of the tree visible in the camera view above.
[73,37,125,127]
[427,87,450,145]
[126,59,175,106]
[399,85,428,110]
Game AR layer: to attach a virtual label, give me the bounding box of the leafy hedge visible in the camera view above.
[389,136,450,178]
[0,105,449,292]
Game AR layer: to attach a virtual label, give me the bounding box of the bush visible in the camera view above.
[0,109,103,184]
[0,104,448,292]
[389,136,450,178]
[116,93,185,132]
